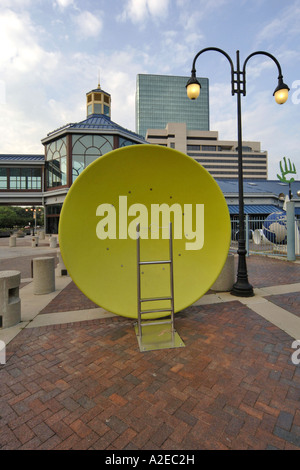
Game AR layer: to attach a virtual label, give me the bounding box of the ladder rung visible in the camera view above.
[140,308,172,314]
[140,296,172,302]
[140,320,173,327]
[139,260,171,266]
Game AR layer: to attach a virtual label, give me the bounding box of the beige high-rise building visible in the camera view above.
[146,122,268,179]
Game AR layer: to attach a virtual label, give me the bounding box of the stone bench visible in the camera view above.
[0,271,21,329]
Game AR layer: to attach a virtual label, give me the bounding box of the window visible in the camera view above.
[8,168,42,190]
[119,137,138,147]
[94,103,102,114]
[0,168,7,189]
[72,134,114,182]
[46,138,67,188]
[202,145,216,151]
[187,144,200,151]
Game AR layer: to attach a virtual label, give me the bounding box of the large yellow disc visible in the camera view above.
[59,144,231,319]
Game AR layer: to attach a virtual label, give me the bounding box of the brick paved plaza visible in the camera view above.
[0,236,300,450]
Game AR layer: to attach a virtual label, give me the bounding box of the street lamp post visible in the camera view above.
[186,47,289,297]
[25,206,41,236]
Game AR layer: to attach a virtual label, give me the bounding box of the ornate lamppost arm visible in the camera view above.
[191,47,234,74]
[242,51,289,102]
[187,47,235,98]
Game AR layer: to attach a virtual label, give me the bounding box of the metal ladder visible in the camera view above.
[136,222,181,351]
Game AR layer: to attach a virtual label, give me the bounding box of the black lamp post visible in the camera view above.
[186,47,289,297]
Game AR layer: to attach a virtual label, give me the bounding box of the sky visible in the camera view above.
[0,0,299,180]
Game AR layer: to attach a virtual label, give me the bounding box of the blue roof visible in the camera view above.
[216,179,300,196]
[228,204,281,215]
[0,154,44,162]
[46,114,146,143]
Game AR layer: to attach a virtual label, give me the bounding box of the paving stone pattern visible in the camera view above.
[266,292,300,318]
[1,302,300,450]
[245,256,300,288]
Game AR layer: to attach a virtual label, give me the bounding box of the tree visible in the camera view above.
[0,206,44,229]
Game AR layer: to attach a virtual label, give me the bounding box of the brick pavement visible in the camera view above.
[245,255,300,288]
[1,249,300,450]
[39,280,98,314]
[25,254,300,315]
[1,300,300,450]
[266,293,300,318]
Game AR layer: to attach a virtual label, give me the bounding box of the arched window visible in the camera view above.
[46,138,67,188]
[72,134,113,182]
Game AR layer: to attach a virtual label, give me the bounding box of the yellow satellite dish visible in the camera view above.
[59,145,231,319]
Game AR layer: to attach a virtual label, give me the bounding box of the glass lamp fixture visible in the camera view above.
[186,75,201,100]
[273,78,290,104]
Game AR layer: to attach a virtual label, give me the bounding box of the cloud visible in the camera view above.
[55,0,75,8]
[0,9,59,74]
[73,10,103,38]
[255,0,300,46]
[119,0,169,23]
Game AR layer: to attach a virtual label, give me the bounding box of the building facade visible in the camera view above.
[41,84,146,233]
[136,74,209,138]
[146,122,268,179]
[0,155,44,206]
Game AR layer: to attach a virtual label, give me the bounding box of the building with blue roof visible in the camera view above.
[40,83,146,233]
[0,84,299,233]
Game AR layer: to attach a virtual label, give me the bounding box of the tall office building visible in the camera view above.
[136,74,209,137]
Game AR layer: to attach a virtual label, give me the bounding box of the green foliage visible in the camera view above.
[0,206,44,229]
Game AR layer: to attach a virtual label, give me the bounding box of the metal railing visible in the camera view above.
[230,215,300,258]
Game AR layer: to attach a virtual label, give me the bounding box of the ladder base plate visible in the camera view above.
[134,324,185,352]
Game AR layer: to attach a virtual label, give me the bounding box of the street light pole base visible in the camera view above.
[231,280,254,297]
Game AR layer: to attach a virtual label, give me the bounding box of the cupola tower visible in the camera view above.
[86,81,111,118]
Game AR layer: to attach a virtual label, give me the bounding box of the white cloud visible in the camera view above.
[1,0,33,7]
[255,0,300,46]
[119,0,169,23]
[55,0,75,8]
[74,10,103,38]
[0,9,59,74]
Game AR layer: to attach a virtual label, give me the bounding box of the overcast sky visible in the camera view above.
[0,0,299,179]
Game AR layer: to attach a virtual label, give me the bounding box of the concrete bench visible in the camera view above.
[56,251,69,277]
[32,257,55,295]
[211,253,235,292]
[0,271,21,329]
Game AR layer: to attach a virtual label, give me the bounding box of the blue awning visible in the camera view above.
[228,205,281,215]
